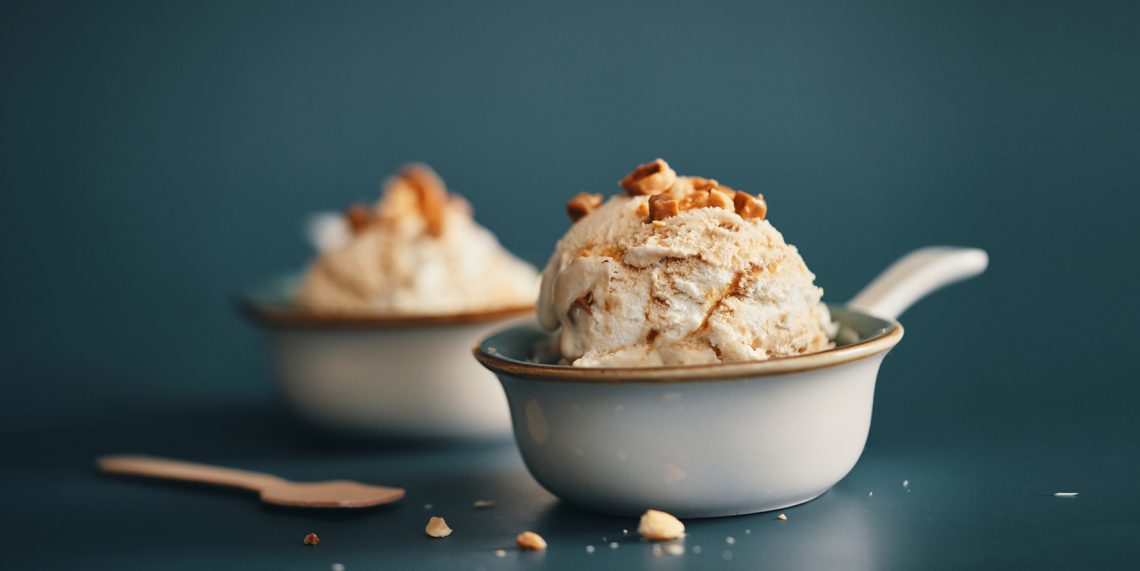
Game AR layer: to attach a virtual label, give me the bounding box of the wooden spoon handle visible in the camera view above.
[97,455,284,492]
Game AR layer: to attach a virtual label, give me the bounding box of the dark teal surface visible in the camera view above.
[2,0,1139,569]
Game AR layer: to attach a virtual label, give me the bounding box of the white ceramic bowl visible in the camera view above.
[242,276,531,440]
[474,247,988,517]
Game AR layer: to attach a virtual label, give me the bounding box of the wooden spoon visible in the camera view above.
[97,454,405,508]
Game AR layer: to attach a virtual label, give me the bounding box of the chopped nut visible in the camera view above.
[344,204,373,233]
[649,192,680,221]
[678,190,705,211]
[777,513,788,521]
[400,164,448,237]
[635,201,650,218]
[566,192,604,222]
[707,188,733,210]
[733,191,767,220]
[303,533,320,546]
[639,509,685,541]
[425,516,453,538]
[472,499,495,508]
[516,531,548,550]
[689,176,719,192]
[620,159,676,196]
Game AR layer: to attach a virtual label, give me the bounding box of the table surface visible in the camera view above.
[5,374,1137,571]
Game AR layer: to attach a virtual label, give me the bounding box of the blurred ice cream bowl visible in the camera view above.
[243,164,538,440]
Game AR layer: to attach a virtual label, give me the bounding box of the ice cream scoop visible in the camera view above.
[299,164,538,316]
[537,159,834,367]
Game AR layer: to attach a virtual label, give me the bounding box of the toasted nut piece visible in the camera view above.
[566,192,604,222]
[303,533,320,546]
[649,193,680,221]
[777,513,788,521]
[690,177,719,192]
[638,509,685,541]
[733,191,767,220]
[635,200,650,218]
[344,204,374,233]
[401,164,448,236]
[707,188,734,210]
[516,531,548,550]
[425,516,453,538]
[678,190,707,211]
[620,159,676,196]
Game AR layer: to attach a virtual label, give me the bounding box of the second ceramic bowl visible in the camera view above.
[242,276,531,441]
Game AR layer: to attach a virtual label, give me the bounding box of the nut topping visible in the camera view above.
[620,159,677,196]
[733,191,767,220]
[400,164,448,237]
[344,204,374,233]
[707,188,734,210]
[648,192,680,221]
[516,531,548,550]
[566,193,604,222]
[690,177,718,192]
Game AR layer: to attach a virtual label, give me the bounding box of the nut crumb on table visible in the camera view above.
[639,509,685,541]
[516,531,547,550]
[425,516,453,538]
[303,533,320,546]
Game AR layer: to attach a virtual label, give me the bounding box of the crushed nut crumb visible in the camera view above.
[516,531,547,550]
[303,533,320,546]
[639,509,685,541]
[620,159,677,196]
[425,516,453,538]
[400,164,448,237]
[344,204,373,233]
[567,192,604,222]
[472,499,495,508]
[648,192,680,221]
[777,513,788,521]
[733,191,767,220]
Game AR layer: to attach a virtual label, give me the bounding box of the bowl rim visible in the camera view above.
[239,298,535,329]
[472,310,904,383]
[238,272,536,328]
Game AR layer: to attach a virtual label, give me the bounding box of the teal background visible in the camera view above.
[2,0,1138,569]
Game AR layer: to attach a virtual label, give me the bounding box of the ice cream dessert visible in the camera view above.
[537,159,834,367]
[298,164,538,315]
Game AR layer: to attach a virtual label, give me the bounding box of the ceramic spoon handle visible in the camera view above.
[847,246,988,320]
[97,455,283,492]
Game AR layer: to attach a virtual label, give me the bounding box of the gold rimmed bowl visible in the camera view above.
[474,247,987,517]
[242,275,532,440]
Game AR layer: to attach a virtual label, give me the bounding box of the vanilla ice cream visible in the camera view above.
[298,164,538,315]
[537,159,834,366]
